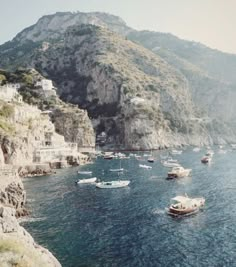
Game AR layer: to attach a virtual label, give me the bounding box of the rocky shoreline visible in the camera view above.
[0,167,62,266]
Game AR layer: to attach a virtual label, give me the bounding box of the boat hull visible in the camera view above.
[167,170,191,179]
[96,181,130,189]
[76,177,97,184]
[168,207,198,215]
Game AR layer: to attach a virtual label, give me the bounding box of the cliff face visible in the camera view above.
[0,68,95,151]
[0,205,61,267]
[128,31,236,126]
[51,107,95,149]
[0,12,235,147]
[28,25,208,148]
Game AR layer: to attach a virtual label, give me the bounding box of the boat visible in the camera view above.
[171,149,182,155]
[167,195,205,216]
[109,160,124,172]
[167,166,192,179]
[76,177,97,184]
[160,154,169,160]
[205,150,214,157]
[96,180,130,189]
[139,164,152,169]
[78,171,92,175]
[143,153,152,157]
[147,157,154,163]
[109,168,124,172]
[231,144,236,150]
[201,156,212,164]
[193,147,201,152]
[103,154,114,159]
[162,160,181,168]
[218,149,227,154]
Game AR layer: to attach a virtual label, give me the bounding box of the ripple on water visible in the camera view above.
[22,149,236,267]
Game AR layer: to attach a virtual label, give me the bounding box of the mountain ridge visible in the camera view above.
[0,11,235,147]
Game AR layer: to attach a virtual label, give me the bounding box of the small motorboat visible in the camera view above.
[143,153,152,157]
[201,156,212,164]
[109,168,124,172]
[167,195,205,216]
[167,166,192,179]
[103,152,114,159]
[205,150,214,157]
[193,147,200,152]
[76,177,97,184]
[160,154,169,160]
[231,144,236,150]
[147,157,154,163]
[139,164,152,169]
[171,149,182,155]
[78,171,92,175]
[96,180,130,189]
[218,149,227,154]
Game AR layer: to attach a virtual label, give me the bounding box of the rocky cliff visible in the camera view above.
[30,24,210,148]
[0,68,95,152]
[0,11,235,147]
[128,31,236,126]
[0,205,61,267]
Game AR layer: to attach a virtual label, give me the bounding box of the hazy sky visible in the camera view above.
[1,0,235,54]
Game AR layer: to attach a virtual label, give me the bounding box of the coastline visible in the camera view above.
[0,166,62,266]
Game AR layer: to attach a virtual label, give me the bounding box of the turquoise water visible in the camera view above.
[22,148,236,267]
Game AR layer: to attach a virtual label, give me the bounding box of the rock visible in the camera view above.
[0,206,61,267]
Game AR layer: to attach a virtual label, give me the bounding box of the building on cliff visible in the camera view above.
[35,79,57,97]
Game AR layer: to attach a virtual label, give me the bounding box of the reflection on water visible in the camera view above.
[22,148,236,267]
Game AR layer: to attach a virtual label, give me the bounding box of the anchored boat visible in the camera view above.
[96,180,130,189]
[76,177,97,184]
[167,195,205,216]
[167,166,191,179]
[139,164,152,169]
[78,171,92,175]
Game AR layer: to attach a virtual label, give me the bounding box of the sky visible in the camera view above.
[1,0,236,54]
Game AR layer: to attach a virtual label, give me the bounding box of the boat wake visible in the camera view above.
[152,208,166,215]
[149,176,159,180]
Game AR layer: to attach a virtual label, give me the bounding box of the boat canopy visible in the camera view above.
[171,196,190,203]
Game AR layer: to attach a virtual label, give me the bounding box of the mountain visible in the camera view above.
[0,11,236,147]
[128,31,236,125]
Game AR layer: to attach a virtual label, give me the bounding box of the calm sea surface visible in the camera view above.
[22,148,236,267]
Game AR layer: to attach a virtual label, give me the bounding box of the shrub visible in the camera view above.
[0,104,14,118]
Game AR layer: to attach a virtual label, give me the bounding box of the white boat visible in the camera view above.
[78,171,92,175]
[160,154,169,160]
[147,157,154,163]
[143,153,152,157]
[218,149,227,154]
[139,164,152,169]
[109,161,124,172]
[167,195,205,216]
[103,152,114,159]
[205,150,214,157]
[96,180,130,189]
[171,149,182,155]
[109,168,124,172]
[162,160,181,168]
[167,166,192,179]
[76,177,97,184]
[193,147,200,152]
[231,144,236,150]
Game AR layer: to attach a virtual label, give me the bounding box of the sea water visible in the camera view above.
[22,148,236,267]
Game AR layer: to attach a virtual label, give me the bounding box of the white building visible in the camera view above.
[35,79,56,97]
[0,84,23,103]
